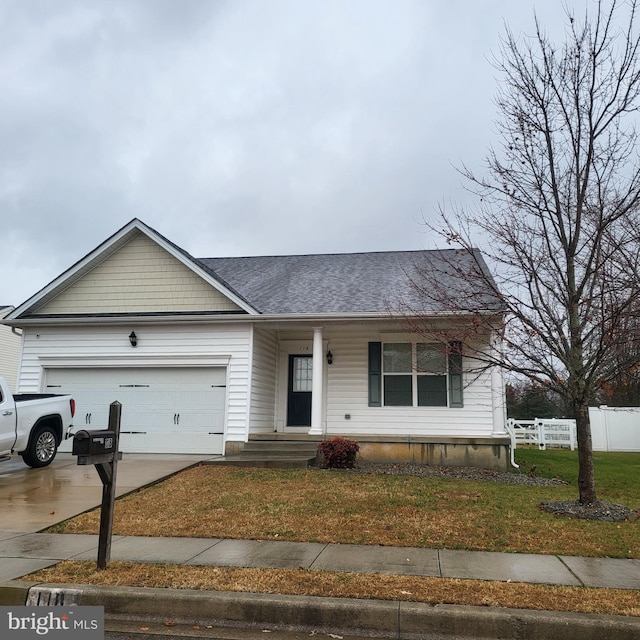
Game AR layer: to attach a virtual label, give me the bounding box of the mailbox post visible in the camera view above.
[71,401,122,570]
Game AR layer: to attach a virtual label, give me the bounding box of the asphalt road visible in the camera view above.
[105,631,407,640]
[104,617,411,640]
[105,632,475,640]
[104,618,477,640]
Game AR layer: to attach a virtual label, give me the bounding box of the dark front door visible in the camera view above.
[287,355,312,426]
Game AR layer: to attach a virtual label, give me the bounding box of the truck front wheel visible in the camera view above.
[21,425,58,468]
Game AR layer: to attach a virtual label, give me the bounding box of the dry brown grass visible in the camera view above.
[34,463,639,617]
[49,465,639,558]
[25,561,640,617]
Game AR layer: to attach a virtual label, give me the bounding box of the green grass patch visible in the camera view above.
[514,448,640,504]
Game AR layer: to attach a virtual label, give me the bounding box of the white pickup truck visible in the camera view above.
[0,377,75,468]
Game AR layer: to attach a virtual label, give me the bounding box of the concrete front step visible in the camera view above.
[205,439,320,469]
[242,442,318,454]
[204,456,315,469]
[248,434,324,445]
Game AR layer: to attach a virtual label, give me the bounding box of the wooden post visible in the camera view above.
[96,401,122,570]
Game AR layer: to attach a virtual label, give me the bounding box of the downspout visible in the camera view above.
[504,419,519,469]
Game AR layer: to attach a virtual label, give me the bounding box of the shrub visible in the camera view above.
[317,436,360,469]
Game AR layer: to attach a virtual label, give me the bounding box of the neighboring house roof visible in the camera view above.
[5,219,502,321]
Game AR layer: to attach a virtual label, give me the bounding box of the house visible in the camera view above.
[3,219,510,469]
[0,306,21,392]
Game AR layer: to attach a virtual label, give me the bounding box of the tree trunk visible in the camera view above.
[574,402,597,504]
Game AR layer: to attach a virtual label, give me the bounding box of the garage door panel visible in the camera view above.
[46,367,226,454]
[119,432,224,455]
[72,391,116,430]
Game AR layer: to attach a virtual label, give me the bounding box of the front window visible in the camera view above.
[383,342,449,407]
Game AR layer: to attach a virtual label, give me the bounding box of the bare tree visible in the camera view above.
[407,0,640,505]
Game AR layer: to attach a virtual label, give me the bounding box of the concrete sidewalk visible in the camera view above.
[1,530,639,590]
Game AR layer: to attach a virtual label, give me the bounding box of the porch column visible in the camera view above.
[309,327,324,435]
[491,331,506,435]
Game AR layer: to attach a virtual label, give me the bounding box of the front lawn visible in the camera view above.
[29,450,640,618]
[49,449,640,559]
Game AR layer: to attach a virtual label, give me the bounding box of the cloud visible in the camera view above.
[0,0,571,304]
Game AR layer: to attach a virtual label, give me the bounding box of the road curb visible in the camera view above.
[2,581,639,639]
[0,581,38,606]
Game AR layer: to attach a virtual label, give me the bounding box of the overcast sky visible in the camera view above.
[1,0,575,305]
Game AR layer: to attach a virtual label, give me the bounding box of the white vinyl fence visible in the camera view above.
[505,417,577,469]
[506,407,640,457]
[589,406,640,452]
[505,418,577,451]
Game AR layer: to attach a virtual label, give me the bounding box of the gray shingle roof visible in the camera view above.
[198,249,501,315]
[3,219,502,322]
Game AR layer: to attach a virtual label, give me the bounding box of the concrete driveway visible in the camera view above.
[0,452,212,533]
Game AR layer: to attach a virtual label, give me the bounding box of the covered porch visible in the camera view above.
[221,320,512,470]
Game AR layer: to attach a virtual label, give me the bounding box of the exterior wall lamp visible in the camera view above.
[326,349,333,365]
[129,331,137,347]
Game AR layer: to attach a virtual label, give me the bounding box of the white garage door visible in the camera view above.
[46,368,226,454]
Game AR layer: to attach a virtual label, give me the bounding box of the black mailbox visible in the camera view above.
[72,429,116,458]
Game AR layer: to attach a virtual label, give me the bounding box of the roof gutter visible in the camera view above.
[1,309,504,328]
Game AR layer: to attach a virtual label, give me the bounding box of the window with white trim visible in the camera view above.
[369,341,463,408]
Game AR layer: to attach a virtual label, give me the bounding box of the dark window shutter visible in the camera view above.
[368,342,382,407]
[448,341,463,408]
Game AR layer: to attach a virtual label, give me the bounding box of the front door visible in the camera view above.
[287,355,312,426]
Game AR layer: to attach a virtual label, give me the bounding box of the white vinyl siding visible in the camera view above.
[322,326,494,437]
[269,323,495,438]
[34,233,242,314]
[249,327,277,433]
[17,323,252,448]
[0,308,21,393]
[16,320,497,445]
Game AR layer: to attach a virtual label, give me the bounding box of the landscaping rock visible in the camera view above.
[539,500,639,522]
[322,461,568,486]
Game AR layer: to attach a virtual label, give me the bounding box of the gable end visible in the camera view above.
[33,233,243,315]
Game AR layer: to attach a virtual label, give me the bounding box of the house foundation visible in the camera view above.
[356,437,511,471]
[232,434,512,472]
